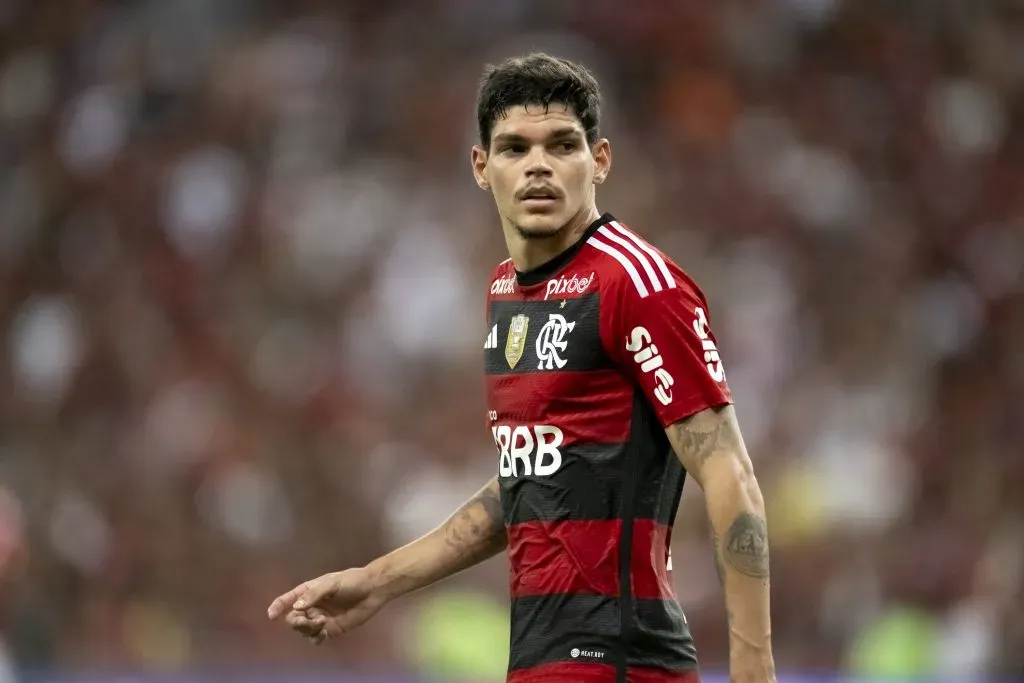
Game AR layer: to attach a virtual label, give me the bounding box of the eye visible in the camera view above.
[502,144,527,155]
[556,141,576,153]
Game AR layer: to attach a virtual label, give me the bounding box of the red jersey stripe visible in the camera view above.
[507,661,617,683]
[486,370,635,446]
[508,519,675,600]
[629,668,702,683]
[507,661,700,683]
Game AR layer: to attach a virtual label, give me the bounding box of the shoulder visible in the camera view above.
[583,218,702,302]
[489,257,513,279]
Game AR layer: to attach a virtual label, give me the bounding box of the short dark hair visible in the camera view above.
[476,53,602,150]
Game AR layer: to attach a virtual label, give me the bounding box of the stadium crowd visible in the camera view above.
[0,0,1022,680]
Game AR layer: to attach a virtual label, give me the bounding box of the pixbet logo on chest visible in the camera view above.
[544,272,594,300]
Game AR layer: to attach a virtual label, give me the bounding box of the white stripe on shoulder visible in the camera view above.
[609,221,675,289]
[498,257,512,266]
[586,235,651,298]
[596,225,663,293]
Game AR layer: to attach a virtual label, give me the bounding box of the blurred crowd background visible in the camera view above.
[0,0,1022,681]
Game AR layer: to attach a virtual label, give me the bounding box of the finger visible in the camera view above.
[303,606,329,623]
[286,608,326,625]
[285,611,325,637]
[267,586,302,620]
[270,577,332,618]
[298,604,327,617]
[284,610,312,627]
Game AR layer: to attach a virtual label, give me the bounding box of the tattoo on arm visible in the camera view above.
[667,405,743,473]
[673,408,769,581]
[373,482,505,600]
[443,483,506,560]
[722,512,770,579]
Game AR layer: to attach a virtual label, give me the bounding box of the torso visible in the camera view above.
[484,214,701,683]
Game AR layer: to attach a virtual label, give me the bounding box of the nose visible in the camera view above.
[525,146,553,177]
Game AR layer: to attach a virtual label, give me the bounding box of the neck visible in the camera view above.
[504,205,602,273]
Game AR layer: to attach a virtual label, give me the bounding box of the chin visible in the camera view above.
[514,212,569,239]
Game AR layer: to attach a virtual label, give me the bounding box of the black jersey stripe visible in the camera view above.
[499,442,624,523]
[508,594,698,673]
[617,392,685,681]
[499,442,687,525]
[485,292,612,375]
[635,425,686,528]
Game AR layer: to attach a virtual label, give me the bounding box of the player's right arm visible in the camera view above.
[267,477,506,644]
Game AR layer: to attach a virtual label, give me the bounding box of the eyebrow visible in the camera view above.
[492,127,584,145]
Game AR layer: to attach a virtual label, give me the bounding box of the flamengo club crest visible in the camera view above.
[505,314,530,369]
[536,313,576,370]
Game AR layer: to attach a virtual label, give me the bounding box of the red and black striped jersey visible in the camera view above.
[484,213,732,683]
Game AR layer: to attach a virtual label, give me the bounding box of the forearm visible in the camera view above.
[704,467,775,676]
[367,477,507,602]
[666,404,775,681]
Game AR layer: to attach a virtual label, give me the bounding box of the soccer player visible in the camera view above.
[268,53,776,683]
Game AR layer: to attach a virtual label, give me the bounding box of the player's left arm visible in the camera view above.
[667,405,775,683]
[605,263,775,682]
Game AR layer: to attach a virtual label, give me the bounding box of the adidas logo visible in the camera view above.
[484,324,498,350]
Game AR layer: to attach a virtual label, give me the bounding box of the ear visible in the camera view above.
[591,138,612,185]
[471,145,490,191]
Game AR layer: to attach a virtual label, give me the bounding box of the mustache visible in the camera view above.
[517,186,562,200]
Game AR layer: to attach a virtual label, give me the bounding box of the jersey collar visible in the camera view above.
[515,212,614,287]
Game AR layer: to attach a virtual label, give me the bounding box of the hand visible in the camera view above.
[267,568,384,645]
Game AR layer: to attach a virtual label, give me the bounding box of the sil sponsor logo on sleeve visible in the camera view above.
[625,325,675,405]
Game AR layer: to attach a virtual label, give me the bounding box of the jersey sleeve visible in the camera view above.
[602,267,732,428]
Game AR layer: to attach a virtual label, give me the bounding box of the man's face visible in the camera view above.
[472,104,610,239]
